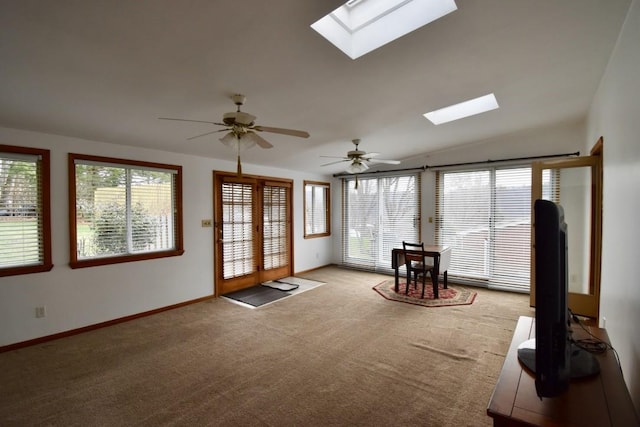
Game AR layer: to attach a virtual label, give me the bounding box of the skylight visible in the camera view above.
[311,0,458,60]
[423,93,500,125]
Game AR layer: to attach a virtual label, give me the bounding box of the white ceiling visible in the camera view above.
[0,0,631,175]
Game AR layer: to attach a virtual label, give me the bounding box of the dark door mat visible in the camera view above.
[223,285,290,307]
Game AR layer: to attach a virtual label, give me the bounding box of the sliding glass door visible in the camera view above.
[436,166,532,291]
[342,173,420,271]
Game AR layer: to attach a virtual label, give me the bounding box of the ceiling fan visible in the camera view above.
[159,94,310,175]
[321,139,400,189]
[321,139,400,173]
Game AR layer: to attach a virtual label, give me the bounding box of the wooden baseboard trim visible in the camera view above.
[295,263,335,276]
[0,294,215,353]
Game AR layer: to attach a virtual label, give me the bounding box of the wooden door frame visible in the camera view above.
[530,138,603,318]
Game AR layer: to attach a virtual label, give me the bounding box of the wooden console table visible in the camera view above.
[487,316,638,426]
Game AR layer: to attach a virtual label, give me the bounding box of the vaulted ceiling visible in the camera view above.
[0,0,631,175]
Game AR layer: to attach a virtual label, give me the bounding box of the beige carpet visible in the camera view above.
[0,266,534,426]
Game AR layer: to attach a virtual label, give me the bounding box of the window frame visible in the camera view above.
[303,180,331,239]
[68,153,184,269]
[0,144,53,277]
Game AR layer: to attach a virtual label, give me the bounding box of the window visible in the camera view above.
[69,154,184,268]
[0,145,52,276]
[304,181,330,238]
[342,173,420,271]
[436,166,533,291]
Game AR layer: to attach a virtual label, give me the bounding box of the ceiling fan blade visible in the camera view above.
[244,131,273,149]
[321,159,350,166]
[367,158,401,165]
[254,126,310,138]
[159,117,218,125]
[187,129,224,140]
[320,155,349,159]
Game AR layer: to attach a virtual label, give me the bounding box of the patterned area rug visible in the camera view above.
[373,279,477,307]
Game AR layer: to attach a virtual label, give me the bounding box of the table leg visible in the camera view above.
[433,256,440,299]
[394,264,400,292]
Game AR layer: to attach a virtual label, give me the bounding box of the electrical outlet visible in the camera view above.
[201,219,213,227]
[35,306,46,318]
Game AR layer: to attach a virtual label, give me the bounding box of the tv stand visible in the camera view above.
[487,316,638,426]
[516,338,600,380]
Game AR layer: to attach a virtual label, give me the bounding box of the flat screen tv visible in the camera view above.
[517,199,599,398]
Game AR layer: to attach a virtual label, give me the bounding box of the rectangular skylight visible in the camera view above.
[423,93,499,125]
[311,0,457,60]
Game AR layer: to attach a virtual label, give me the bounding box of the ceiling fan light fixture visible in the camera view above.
[346,161,369,174]
[219,132,256,150]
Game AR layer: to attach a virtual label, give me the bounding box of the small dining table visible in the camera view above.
[391,245,451,299]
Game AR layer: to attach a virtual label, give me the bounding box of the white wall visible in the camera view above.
[0,126,333,346]
[586,0,640,413]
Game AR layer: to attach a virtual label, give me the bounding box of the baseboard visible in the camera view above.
[295,263,336,276]
[0,294,215,353]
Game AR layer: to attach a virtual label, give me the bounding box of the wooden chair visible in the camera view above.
[402,241,434,298]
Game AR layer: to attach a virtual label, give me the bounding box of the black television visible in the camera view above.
[517,199,599,398]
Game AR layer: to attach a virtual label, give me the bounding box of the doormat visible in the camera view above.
[373,279,476,308]
[223,277,325,308]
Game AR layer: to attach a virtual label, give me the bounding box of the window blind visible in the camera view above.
[436,166,534,291]
[221,181,255,279]
[263,184,288,270]
[0,153,43,268]
[342,173,420,272]
[74,161,177,259]
[304,181,330,237]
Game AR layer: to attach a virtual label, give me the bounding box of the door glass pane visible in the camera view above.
[344,178,378,267]
[493,168,532,287]
[263,185,288,270]
[542,166,592,294]
[439,170,491,278]
[221,182,254,279]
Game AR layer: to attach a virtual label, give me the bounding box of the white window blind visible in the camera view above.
[436,166,534,291]
[263,184,289,270]
[304,181,330,237]
[342,173,420,272]
[221,181,255,279]
[74,160,177,260]
[0,152,45,270]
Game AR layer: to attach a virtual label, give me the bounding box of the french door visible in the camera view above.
[213,172,292,295]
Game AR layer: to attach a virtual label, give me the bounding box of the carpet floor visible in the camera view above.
[0,266,533,426]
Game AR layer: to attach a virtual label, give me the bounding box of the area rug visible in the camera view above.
[373,279,477,307]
